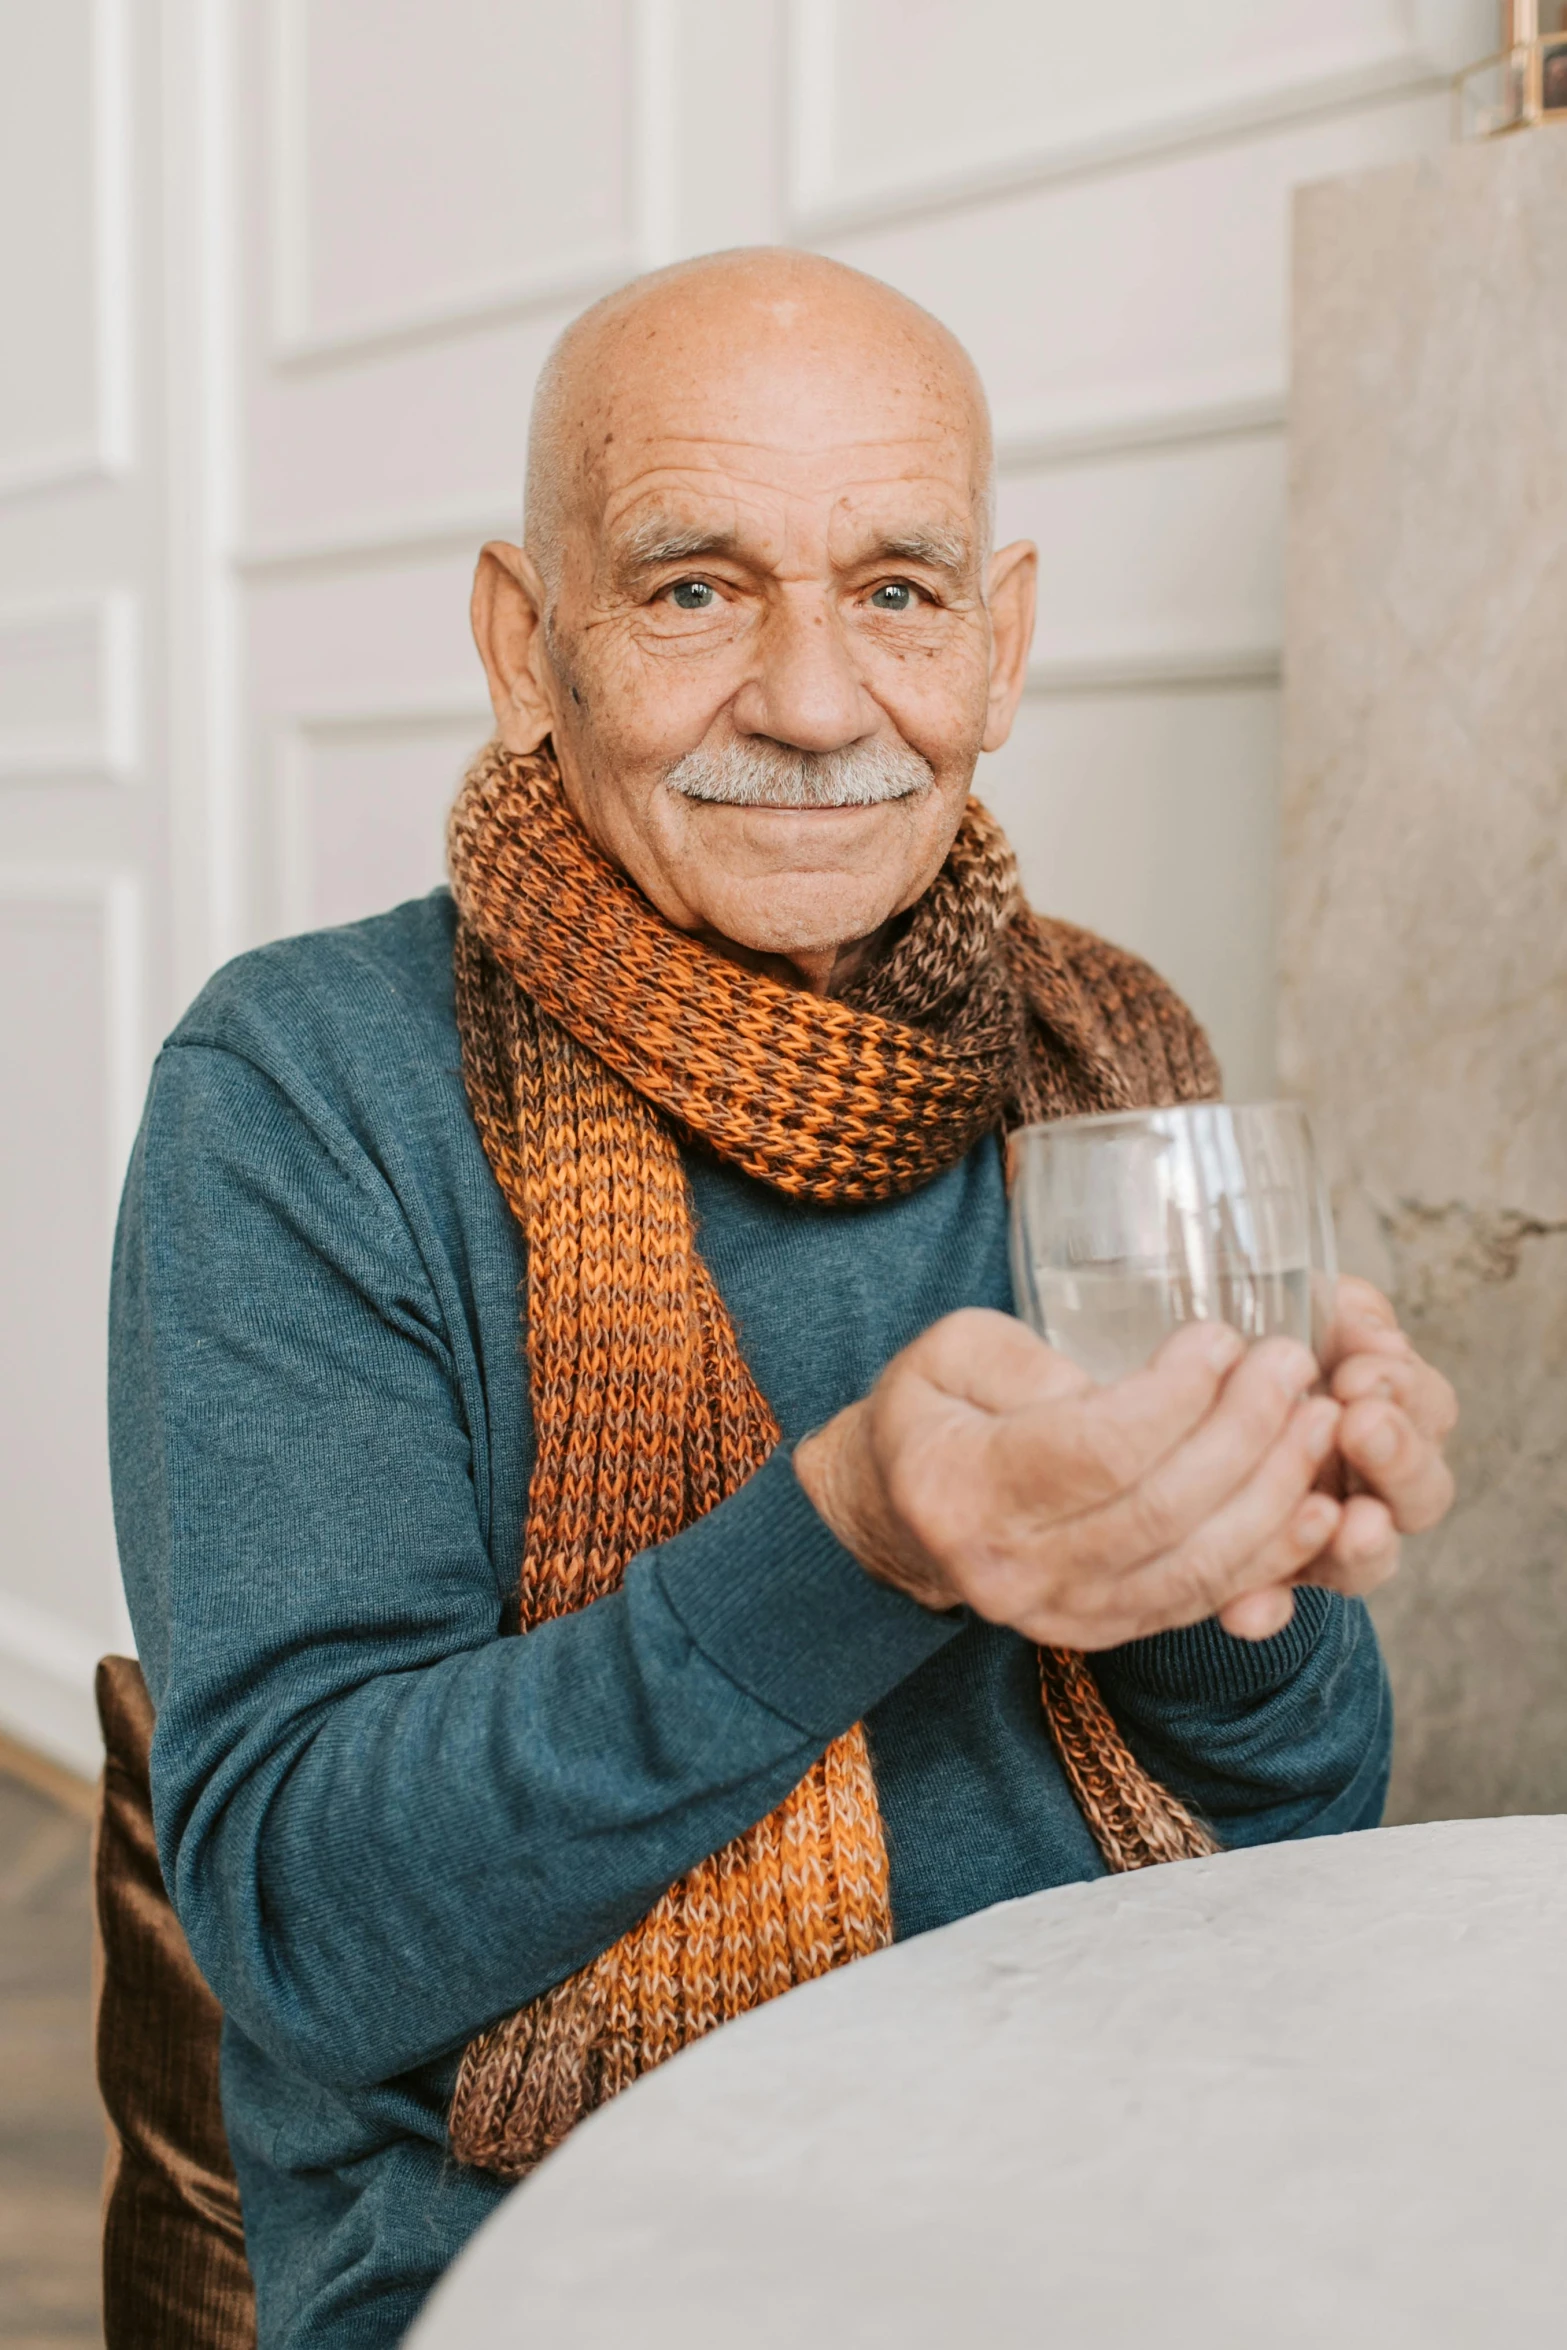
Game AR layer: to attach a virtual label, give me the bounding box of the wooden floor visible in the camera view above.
[0,1768,103,2347]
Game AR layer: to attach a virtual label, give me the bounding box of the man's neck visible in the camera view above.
[694,921,895,999]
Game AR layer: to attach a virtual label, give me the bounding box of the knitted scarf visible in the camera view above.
[444,742,1220,2179]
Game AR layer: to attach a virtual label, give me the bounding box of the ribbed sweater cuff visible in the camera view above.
[647,1445,960,1739]
[1101,1584,1336,1704]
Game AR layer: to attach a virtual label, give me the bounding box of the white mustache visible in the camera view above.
[663,737,934,809]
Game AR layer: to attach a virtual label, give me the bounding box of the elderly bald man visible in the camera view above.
[107,251,1455,2349]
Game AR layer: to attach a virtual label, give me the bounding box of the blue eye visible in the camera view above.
[870,581,915,611]
[668,579,715,610]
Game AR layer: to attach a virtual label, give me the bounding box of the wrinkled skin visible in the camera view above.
[471,249,1457,1642]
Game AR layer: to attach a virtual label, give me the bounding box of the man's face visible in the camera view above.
[475,274,1036,992]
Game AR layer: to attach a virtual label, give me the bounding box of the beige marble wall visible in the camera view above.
[1280,127,1567,1823]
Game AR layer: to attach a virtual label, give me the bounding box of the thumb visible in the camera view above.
[909,1307,1094,1418]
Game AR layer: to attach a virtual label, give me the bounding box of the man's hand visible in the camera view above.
[794,1280,1457,1651]
[795,1311,1346,1649]
[1218,1276,1457,1641]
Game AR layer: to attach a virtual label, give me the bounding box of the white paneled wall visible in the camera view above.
[0,0,150,1772]
[0,0,1497,1770]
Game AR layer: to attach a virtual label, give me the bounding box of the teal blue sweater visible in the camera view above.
[108,892,1390,2349]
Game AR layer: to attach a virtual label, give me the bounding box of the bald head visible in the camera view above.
[523,249,994,603]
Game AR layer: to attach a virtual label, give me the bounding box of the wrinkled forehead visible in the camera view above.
[601,452,983,582]
[574,313,991,559]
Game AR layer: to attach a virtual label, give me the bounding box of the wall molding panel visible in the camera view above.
[1024,646,1282,699]
[160,0,246,995]
[0,0,134,505]
[272,703,491,936]
[0,593,140,783]
[995,387,1286,476]
[630,0,682,271]
[237,498,518,582]
[279,697,494,739]
[265,0,647,373]
[90,0,135,477]
[0,865,146,1772]
[787,0,1467,239]
[0,0,150,1773]
[269,252,637,378]
[0,863,147,1199]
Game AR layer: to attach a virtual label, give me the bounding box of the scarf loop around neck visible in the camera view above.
[445,742,1219,2178]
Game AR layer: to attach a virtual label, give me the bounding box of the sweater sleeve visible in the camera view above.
[1092,1586,1393,1844]
[110,1039,957,2094]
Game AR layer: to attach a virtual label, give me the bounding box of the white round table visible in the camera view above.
[411,1819,1567,2349]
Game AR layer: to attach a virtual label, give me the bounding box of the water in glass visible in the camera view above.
[1009,1102,1335,1384]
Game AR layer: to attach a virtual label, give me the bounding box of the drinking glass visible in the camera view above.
[1008,1101,1337,1384]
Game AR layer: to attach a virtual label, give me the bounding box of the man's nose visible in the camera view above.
[729,593,879,753]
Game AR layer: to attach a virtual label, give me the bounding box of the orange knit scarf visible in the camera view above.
[444,742,1219,2179]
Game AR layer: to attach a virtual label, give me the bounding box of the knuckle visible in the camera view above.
[1286,1496,1338,1560]
[1223,1374,1299,1460]
[1332,1500,1397,1578]
[1258,1332,1320,1387]
[931,1305,996,1356]
[1403,1460,1456,1533]
[902,1316,964,1381]
[1430,1377,1460,1439]
[1348,1531,1402,1592]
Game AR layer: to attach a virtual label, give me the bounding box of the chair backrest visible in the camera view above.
[95,1656,257,2349]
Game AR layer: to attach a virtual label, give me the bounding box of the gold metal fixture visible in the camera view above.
[1457,1,1567,136]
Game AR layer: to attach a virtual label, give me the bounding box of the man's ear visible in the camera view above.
[471,541,558,754]
[981,539,1038,754]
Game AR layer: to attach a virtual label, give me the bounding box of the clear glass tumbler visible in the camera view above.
[1008,1101,1337,1385]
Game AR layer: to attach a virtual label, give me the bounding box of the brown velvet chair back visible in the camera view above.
[94,1656,257,2349]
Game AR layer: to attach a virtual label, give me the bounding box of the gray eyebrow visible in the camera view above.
[619,519,740,568]
[874,527,971,573]
[616,516,974,575]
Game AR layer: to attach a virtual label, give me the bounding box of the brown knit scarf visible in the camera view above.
[444,742,1220,2180]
